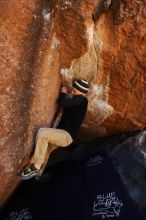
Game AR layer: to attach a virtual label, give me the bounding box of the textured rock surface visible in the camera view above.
[0,0,146,207]
[0,0,61,207]
[107,131,146,214]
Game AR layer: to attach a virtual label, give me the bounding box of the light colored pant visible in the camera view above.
[30,128,73,170]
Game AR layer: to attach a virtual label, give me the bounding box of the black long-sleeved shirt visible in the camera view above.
[57,93,88,139]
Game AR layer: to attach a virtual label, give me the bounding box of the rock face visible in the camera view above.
[0,0,146,207]
[107,131,146,217]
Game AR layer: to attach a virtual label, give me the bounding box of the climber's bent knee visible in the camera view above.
[36,127,73,147]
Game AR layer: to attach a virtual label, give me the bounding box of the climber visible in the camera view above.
[19,79,90,180]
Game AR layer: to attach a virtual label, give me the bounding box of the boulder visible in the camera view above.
[0,0,145,207]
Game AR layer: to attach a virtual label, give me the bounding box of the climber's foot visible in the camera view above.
[19,164,40,180]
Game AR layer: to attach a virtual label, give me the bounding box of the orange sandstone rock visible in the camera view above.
[0,0,146,207]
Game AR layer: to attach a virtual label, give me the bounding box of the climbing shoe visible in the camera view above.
[19,164,40,180]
